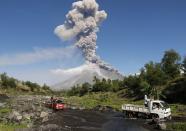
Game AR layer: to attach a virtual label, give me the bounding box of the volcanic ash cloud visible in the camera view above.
[54,0,119,72]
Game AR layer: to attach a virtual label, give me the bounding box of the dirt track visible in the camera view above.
[41,109,150,131]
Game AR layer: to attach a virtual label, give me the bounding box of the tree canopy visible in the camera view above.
[161,49,181,79]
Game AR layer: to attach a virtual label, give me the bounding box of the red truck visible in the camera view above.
[45,99,65,110]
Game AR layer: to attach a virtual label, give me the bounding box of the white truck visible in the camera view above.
[122,95,171,120]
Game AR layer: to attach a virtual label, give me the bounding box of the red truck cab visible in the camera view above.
[45,99,65,110]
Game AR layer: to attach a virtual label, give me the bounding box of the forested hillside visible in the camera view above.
[0,73,52,95]
[67,49,186,104]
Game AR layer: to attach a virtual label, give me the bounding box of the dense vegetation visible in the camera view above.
[0,73,53,95]
[67,49,186,104]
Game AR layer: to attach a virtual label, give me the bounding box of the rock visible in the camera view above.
[71,106,78,110]
[39,124,61,131]
[23,113,31,120]
[40,111,48,118]
[79,107,85,110]
[42,116,49,122]
[93,105,115,112]
[31,105,36,111]
[36,112,40,117]
[29,113,35,118]
[158,122,166,130]
[27,122,33,128]
[13,111,20,116]
[17,115,23,121]
[37,108,42,112]
[20,120,28,125]
[8,111,22,122]
[0,102,5,107]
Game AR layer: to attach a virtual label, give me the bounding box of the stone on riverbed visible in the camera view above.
[42,116,49,123]
[8,111,23,122]
[0,102,5,107]
[93,105,116,112]
[158,122,166,130]
[40,111,49,118]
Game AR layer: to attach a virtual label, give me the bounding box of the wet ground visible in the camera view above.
[42,109,150,131]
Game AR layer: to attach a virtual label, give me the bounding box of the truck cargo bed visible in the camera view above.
[122,104,149,113]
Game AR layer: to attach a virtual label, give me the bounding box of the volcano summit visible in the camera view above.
[53,0,123,90]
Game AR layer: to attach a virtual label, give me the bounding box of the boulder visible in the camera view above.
[40,112,48,118]
[93,105,115,112]
[9,111,23,122]
[0,102,5,107]
[42,116,49,123]
[17,115,23,121]
[23,113,31,120]
[158,122,166,130]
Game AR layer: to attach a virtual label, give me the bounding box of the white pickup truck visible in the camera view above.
[122,95,171,120]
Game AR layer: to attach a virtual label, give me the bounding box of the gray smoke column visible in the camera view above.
[55,0,117,72]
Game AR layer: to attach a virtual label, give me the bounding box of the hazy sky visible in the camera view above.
[0,0,186,85]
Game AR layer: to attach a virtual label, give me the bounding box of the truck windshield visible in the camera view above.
[56,100,64,104]
[160,102,169,109]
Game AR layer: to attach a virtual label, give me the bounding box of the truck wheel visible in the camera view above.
[129,112,133,118]
[126,111,130,118]
[123,111,128,118]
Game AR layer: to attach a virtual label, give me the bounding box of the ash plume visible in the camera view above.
[54,0,118,72]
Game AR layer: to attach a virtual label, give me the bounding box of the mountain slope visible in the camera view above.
[52,63,123,90]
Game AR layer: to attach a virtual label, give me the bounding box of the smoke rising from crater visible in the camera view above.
[54,0,116,72]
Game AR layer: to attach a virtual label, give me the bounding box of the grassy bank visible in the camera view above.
[64,92,186,117]
[64,92,143,110]
[0,123,26,131]
[0,107,26,131]
[167,122,186,131]
[170,104,186,117]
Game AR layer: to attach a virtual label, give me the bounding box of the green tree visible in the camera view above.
[182,56,186,76]
[139,80,151,96]
[42,84,50,90]
[79,82,91,96]
[67,85,82,96]
[0,73,16,88]
[0,73,9,88]
[162,77,186,104]
[122,75,142,97]
[111,80,120,92]
[93,76,100,83]
[24,81,40,92]
[144,62,166,86]
[161,49,181,80]
[141,62,166,99]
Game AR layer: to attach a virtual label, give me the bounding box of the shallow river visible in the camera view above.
[44,109,151,131]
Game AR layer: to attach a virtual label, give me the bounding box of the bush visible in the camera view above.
[162,77,186,104]
[167,122,186,131]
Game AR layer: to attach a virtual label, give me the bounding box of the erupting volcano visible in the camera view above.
[53,0,123,89]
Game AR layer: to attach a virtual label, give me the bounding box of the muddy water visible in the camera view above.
[44,109,150,131]
[102,117,149,131]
